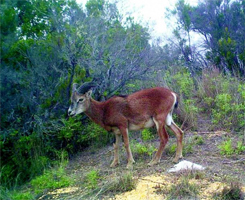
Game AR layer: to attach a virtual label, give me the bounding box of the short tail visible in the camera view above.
[174,93,179,109]
[166,92,178,126]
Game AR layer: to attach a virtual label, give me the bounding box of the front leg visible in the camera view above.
[110,133,121,167]
[120,127,135,169]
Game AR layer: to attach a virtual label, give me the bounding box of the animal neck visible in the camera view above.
[84,99,105,128]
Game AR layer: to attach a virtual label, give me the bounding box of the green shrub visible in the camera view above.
[31,165,73,194]
[12,192,34,200]
[0,189,34,200]
[0,129,51,188]
[182,99,199,129]
[193,135,204,145]
[183,142,194,156]
[0,115,111,190]
[212,89,245,131]
[165,143,177,156]
[141,129,154,141]
[201,97,215,113]
[212,93,232,129]
[0,153,71,200]
[218,139,234,156]
[198,69,245,131]
[58,116,85,153]
[131,141,157,158]
[85,170,100,189]
[58,117,112,153]
[218,138,245,156]
[85,122,112,147]
[235,141,245,154]
[182,137,195,156]
[172,71,195,99]
[134,143,148,155]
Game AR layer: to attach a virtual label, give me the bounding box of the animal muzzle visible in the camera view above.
[68,109,76,117]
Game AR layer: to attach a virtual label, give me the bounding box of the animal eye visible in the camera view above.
[78,98,84,103]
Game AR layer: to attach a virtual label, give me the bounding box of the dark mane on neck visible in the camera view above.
[116,94,128,98]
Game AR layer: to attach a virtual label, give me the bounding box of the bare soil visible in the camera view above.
[39,130,245,200]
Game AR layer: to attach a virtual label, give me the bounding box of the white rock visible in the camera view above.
[167,160,205,173]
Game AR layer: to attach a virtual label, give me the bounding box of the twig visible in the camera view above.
[222,158,245,164]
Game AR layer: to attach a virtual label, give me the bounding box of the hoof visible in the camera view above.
[126,160,135,169]
[110,161,119,168]
[173,156,183,163]
[147,159,160,166]
[126,164,133,170]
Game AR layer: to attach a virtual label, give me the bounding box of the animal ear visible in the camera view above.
[86,90,93,98]
[72,83,79,92]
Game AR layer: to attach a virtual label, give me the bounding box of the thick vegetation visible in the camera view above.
[0,0,244,199]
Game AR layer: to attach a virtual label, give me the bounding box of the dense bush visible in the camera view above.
[198,69,245,131]
[0,114,111,188]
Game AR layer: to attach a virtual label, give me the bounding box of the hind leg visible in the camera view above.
[148,118,169,166]
[168,121,184,163]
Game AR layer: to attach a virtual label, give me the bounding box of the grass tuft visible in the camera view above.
[85,170,100,189]
[193,135,204,145]
[213,182,244,200]
[81,172,136,199]
[30,165,74,194]
[167,176,199,200]
[108,172,136,193]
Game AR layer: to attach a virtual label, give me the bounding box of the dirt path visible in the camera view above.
[40,131,245,199]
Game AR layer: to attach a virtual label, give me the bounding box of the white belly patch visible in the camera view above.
[129,119,154,131]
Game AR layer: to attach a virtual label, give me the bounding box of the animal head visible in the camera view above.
[68,82,95,116]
